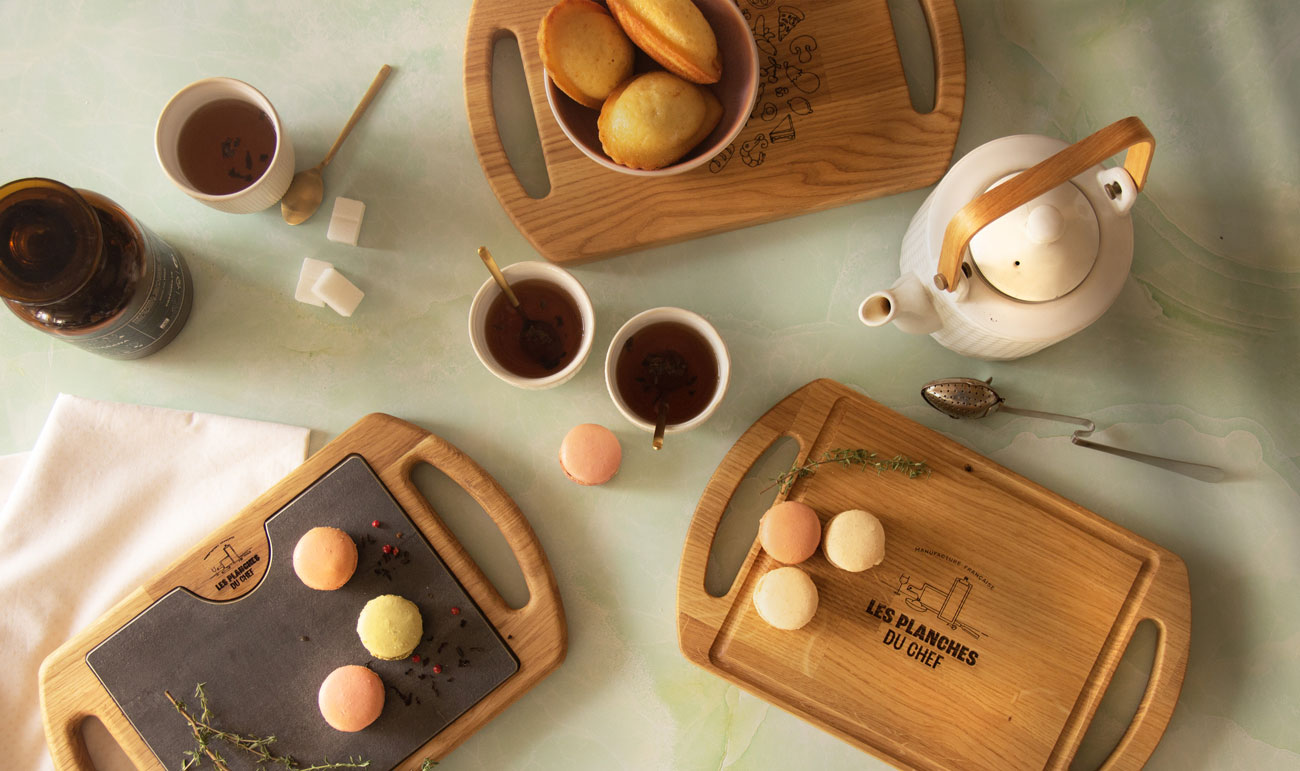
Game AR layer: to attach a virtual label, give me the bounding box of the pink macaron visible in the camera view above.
[559,423,622,485]
[292,526,358,591]
[758,501,821,564]
[318,664,385,732]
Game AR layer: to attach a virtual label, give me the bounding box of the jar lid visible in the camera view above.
[968,173,1100,302]
[0,178,103,305]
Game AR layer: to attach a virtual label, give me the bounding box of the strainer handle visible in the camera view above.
[934,116,1155,293]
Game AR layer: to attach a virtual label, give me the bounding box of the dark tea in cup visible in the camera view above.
[484,279,584,378]
[614,320,720,426]
[176,99,276,195]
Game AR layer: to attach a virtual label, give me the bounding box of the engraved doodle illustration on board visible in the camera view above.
[894,572,988,640]
[711,2,822,173]
[206,539,251,575]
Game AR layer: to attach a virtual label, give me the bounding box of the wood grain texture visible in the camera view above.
[676,379,1188,771]
[39,414,566,770]
[934,116,1155,292]
[464,0,966,264]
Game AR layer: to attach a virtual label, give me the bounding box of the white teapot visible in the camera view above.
[860,117,1155,360]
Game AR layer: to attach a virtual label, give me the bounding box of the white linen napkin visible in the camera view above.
[0,394,310,770]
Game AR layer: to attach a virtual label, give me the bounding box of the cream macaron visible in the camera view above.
[559,423,622,485]
[292,526,358,591]
[757,501,821,564]
[752,566,818,630]
[822,509,886,572]
[357,594,423,660]
[318,665,385,732]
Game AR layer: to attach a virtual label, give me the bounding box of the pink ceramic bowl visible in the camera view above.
[543,0,759,177]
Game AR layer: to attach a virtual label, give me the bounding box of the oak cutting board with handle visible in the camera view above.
[465,0,966,264]
[39,414,566,770]
[678,379,1189,770]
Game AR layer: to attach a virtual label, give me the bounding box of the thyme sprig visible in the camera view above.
[166,683,369,771]
[769,448,930,494]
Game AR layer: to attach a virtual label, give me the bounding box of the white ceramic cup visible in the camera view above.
[155,77,295,213]
[604,307,731,434]
[468,261,595,390]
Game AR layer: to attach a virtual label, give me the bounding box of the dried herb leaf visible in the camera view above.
[769,448,930,494]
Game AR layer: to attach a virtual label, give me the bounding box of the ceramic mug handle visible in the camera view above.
[933,116,1156,293]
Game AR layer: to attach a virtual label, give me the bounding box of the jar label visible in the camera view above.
[72,225,193,359]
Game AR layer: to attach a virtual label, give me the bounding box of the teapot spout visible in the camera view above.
[859,274,941,335]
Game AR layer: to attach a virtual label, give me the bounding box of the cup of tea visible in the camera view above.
[604,307,731,434]
[468,261,595,390]
[155,77,295,214]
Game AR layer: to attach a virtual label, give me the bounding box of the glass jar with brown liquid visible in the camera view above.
[0,178,193,358]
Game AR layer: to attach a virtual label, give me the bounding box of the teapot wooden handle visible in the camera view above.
[934,116,1155,292]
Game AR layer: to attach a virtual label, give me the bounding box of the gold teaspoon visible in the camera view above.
[281,64,393,225]
[652,401,669,451]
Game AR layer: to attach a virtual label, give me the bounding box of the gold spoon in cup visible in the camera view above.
[476,246,566,371]
[652,401,669,451]
[281,64,392,225]
[646,351,692,451]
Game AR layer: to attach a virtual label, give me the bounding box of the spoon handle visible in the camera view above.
[321,64,393,168]
[476,246,521,309]
[1071,437,1226,483]
[996,404,1095,430]
[652,401,669,451]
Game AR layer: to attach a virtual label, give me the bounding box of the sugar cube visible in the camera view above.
[312,267,364,317]
[294,257,333,306]
[326,197,366,246]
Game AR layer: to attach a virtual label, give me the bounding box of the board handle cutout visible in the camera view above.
[388,422,565,648]
[703,436,801,597]
[40,701,101,770]
[465,11,559,230]
[1055,554,1191,770]
[412,461,531,609]
[1070,619,1157,768]
[40,614,158,769]
[677,380,840,661]
[887,0,936,114]
[918,0,965,126]
[1094,556,1190,770]
[488,33,551,199]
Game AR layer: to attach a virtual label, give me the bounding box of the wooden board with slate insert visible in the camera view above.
[464,0,966,264]
[40,414,566,770]
[677,379,1190,770]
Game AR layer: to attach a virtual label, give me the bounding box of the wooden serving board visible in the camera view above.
[678,380,1189,770]
[465,0,966,264]
[40,414,566,770]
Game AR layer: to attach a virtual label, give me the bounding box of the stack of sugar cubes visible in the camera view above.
[295,197,367,316]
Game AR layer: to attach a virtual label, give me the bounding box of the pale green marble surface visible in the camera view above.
[2,1,1297,769]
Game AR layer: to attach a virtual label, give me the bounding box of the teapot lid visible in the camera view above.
[968,173,1099,302]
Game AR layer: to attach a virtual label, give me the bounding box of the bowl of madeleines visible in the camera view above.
[538,0,759,175]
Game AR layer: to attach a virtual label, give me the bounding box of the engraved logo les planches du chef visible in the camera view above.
[866,597,981,670]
